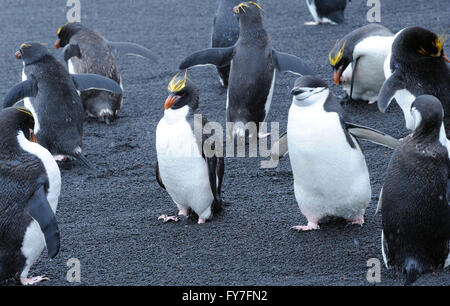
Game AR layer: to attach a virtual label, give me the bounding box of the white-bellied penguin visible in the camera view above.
[329,24,393,103]
[0,107,61,285]
[2,42,123,168]
[180,1,314,140]
[54,22,156,124]
[305,0,350,26]
[156,71,224,224]
[288,76,399,231]
[378,27,450,136]
[379,95,450,285]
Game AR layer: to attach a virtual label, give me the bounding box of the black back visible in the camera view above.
[314,0,348,23]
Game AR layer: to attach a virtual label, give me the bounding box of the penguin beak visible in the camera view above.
[443,53,450,63]
[333,66,343,85]
[29,129,37,143]
[14,51,22,60]
[291,87,304,96]
[164,95,181,110]
[54,39,61,50]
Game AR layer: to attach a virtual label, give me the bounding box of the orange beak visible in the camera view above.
[14,51,21,60]
[29,129,37,143]
[443,53,450,63]
[164,95,180,110]
[54,39,61,50]
[333,66,343,85]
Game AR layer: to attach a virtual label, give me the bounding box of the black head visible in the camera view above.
[393,27,450,64]
[329,40,352,85]
[410,95,444,139]
[15,42,50,65]
[233,1,263,29]
[290,76,330,103]
[0,107,37,147]
[164,71,199,111]
[54,22,84,49]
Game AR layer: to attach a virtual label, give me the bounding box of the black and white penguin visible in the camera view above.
[156,71,224,224]
[378,27,450,136]
[329,24,393,103]
[3,42,122,167]
[180,1,314,140]
[55,22,156,124]
[380,95,450,285]
[288,76,399,231]
[0,107,61,285]
[211,0,243,88]
[305,0,350,26]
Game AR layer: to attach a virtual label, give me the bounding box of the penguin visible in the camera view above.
[379,95,450,285]
[0,107,61,285]
[54,22,156,124]
[378,27,450,136]
[180,1,314,140]
[288,76,400,231]
[3,42,123,167]
[156,71,224,225]
[211,0,243,88]
[305,0,350,26]
[329,24,393,103]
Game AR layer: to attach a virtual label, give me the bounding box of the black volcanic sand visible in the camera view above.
[0,0,449,286]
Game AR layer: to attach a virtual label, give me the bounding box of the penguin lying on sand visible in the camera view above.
[156,71,224,225]
[3,42,122,168]
[0,107,61,286]
[55,23,156,124]
[305,0,350,26]
[379,95,450,285]
[180,1,314,140]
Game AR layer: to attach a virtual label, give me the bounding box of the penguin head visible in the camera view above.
[411,95,444,137]
[393,27,449,64]
[15,42,50,65]
[233,1,263,28]
[0,107,37,145]
[290,76,330,106]
[164,71,199,111]
[55,22,83,49]
[329,40,351,85]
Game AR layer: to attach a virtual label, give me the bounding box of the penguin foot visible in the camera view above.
[20,276,49,286]
[53,154,68,162]
[304,21,320,26]
[178,208,189,217]
[292,222,320,231]
[158,215,179,223]
[198,218,207,225]
[347,216,365,226]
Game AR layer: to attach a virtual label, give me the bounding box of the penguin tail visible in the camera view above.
[403,258,422,286]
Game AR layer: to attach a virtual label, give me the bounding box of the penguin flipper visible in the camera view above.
[63,43,81,62]
[107,41,158,62]
[3,78,38,109]
[179,46,235,69]
[349,57,360,100]
[272,49,315,76]
[378,70,405,113]
[326,10,345,24]
[270,131,289,161]
[155,162,166,190]
[26,183,60,259]
[346,122,400,149]
[71,74,123,95]
[207,156,224,215]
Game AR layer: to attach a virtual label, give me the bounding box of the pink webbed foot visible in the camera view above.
[178,208,189,217]
[292,222,320,232]
[348,216,365,227]
[20,276,49,286]
[198,218,206,225]
[158,215,179,223]
[53,155,67,162]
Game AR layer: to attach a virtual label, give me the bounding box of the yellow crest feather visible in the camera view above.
[418,31,447,57]
[235,2,250,13]
[168,70,188,93]
[249,1,263,11]
[20,43,32,49]
[16,107,33,118]
[329,41,346,66]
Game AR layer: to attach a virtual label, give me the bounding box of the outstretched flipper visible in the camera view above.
[378,70,405,113]
[272,49,315,76]
[71,74,123,94]
[346,122,400,149]
[25,182,60,259]
[63,44,82,62]
[107,41,158,62]
[3,77,38,109]
[179,46,235,70]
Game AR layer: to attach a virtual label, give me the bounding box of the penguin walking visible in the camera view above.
[55,23,156,124]
[379,95,450,285]
[329,24,393,103]
[212,0,243,88]
[378,27,450,136]
[156,72,224,225]
[0,107,61,285]
[3,42,122,167]
[305,0,350,26]
[288,76,399,231]
[180,1,314,140]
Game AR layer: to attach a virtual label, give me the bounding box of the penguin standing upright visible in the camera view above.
[378,27,450,135]
[380,95,450,285]
[55,23,156,124]
[180,1,314,140]
[329,24,393,103]
[305,0,350,25]
[0,107,61,285]
[211,0,243,88]
[3,42,122,167]
[156,72,224,225]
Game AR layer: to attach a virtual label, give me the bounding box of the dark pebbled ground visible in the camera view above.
[0,0,449,286]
